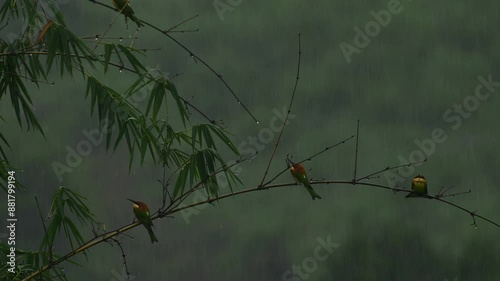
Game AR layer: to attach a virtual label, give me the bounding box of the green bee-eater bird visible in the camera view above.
[112,0,143,28]
[127,199,158,243]
[406,175,429,198]
[288,160,322,200]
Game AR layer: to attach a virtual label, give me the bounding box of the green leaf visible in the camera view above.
[208,124,240,156]
[146,80,165,120]
[117,45,146,74]
[104,44,114,73]
[191,126,198,151]
[165,80,189,126]
[173,164,189,198]
[40,187,95,251]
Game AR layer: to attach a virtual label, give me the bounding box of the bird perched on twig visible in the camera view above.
[288,159,322,200]
[127,199,158,243]
[406,175,429,198]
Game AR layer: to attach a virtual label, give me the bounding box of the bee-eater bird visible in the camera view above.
[406,175,429,198]
[112,0,143,28]
[288,160,322,200]
[127,199,158,243]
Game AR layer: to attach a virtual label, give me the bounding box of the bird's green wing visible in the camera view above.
[291,170,321,200]
[291,170,308,185]
[134,208,151,223]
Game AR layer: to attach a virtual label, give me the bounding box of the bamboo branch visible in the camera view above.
[259,33,302,187]
[23,176,500,280]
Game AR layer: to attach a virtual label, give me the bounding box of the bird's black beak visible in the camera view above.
[127,198,139,204]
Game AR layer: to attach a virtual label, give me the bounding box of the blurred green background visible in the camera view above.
[2,0,500,280]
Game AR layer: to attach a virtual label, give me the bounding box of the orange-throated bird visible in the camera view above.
[406,175,429,198]
[112,0,143,28]
[127,199,158,243]
[288,160,322,200]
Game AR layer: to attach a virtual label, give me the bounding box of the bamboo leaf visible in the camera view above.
[208,124,240,156]
[152,81,165,121]
[117,45,146,74]
[202,125,215,149]
[173,164,189,198]
[165,80,188,126]
[145,81,160,117]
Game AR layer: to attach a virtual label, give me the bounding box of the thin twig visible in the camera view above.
[164,15,199,33]
[168,29,199,33]
[259,33,302,187]
[93,1,128,52]
[433,198,494,228]
[82,35,138,40]
[436,189,471,199]
[110,237,131,280]
[355,158,427,182]
[352,120,360,182]
[441,185,455,196]
[262,135,355,187]
[437,185,445,196]
[182,98,217,124]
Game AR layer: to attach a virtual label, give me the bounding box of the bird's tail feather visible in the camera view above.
[146,225,159,243]
[305,184,322,200]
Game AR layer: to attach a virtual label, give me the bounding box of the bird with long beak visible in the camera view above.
[288,159,322,200]
[112,0,143,28]
[127,199,158,243]
[405,175,429,198]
